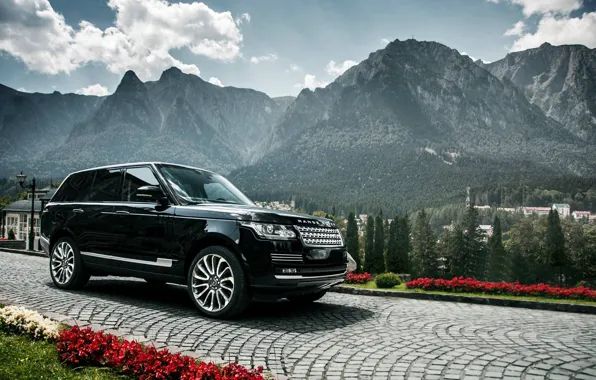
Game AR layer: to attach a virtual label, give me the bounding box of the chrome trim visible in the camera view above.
[274,270,347,280]
[270,253,304,263]
[80,251,175,267]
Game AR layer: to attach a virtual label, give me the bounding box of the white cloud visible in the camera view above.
[381,38,390,44]
[250,53,278,64]
[289,64,301,71]
[0,0,245,81]
[75,84,110,96]
[294,74,329,90]
[235,13,251,25]
[504,20,527,36]
[510,12,596,51]
[488,0,583,16]
[208,77,224,87]
[16,87,29,92]
[325,60,358,77]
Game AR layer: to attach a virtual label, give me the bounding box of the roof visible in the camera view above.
[69,162,216,176]
[40,188,57,201]
[553,204,570,208]
[573,211,591,215]
[2,200,42,213]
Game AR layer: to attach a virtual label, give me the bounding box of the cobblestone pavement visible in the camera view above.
[1,252,596,380]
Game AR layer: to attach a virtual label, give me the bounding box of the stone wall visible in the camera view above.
[0,240,26,250]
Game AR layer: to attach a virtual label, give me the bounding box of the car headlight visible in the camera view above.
[241,222,297,240]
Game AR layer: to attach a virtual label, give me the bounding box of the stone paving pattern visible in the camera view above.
[1,252,596,380]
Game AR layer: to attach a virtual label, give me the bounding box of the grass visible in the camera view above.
[0,330,129,380]
[342,282,596,306]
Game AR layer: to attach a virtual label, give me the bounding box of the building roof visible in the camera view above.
[553,203,571,208]
[573,211,591,215]
[2,200,42,213]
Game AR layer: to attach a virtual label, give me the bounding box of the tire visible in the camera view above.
[186,246,251,319]
[144,278,167,286]
[49,236,90,290]
[287,290,327,304]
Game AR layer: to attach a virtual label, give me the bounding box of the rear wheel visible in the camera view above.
[287,290,327,304]
[186,246,251,319]
[49,237,90,290]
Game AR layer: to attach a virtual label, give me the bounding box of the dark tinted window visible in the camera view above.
[122,167,161,202]
[87,169,122,202]
[51,171,95,202]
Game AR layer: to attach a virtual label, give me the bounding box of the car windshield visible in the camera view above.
[157,164,254,206]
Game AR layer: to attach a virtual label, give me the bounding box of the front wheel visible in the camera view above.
[186,246,251,319]
[49,237,90,290]
[287,290,328,304]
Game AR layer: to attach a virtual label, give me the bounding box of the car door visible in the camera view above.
[110,165,176,273]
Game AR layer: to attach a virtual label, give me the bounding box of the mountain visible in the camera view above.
[230,39,596,212]
[0,85,104,172]
[480,43,596,142]
[2,68,289,177]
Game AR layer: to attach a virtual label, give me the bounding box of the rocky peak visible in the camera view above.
[115,70,144,93]
[158,66,185,83]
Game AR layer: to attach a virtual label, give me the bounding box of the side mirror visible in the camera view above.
[136,185,168,207]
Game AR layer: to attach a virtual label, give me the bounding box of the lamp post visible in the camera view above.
[16,172,35,251]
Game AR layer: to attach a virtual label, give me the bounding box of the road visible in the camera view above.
[1,251,595,380]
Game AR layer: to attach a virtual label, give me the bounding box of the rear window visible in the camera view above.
[51,168,122,202]
[51,171,94,202]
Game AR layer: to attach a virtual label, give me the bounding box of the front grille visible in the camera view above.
[294,225,344,247]
[270,253,304,263]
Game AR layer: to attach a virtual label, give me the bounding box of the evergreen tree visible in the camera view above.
[412,209,438,277]
[546,209,567,285]
[385,219,399,272]
[395,215,412,273]
[363,215,375,273]
[441,224,466,278]
[462,204,486,279]
[486,215,507,281]
[372,213,386,274]
[346,212,361,272]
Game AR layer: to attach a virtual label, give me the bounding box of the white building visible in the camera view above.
[572,211,592,221]
[521,206,551,216]
[552,203,571,217]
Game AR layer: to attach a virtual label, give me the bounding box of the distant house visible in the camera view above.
[0,187,55,250]
[552,203,571,217]
[521,206,551,216]
[479,225,493,239]
[572,211,592,221]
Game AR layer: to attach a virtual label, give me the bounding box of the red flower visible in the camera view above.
[57,326,265,380]
[346,272,374,284]
[405,277,596,301]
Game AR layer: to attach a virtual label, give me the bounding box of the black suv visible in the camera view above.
[40,162,355,318]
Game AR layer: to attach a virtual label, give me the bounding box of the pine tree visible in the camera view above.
[442,224,465,278]
[346,212,361,272]
[462,204,486,279]
[546,209,567,285]
[486,215,507,281]
[363,215,375,273]
[412,209,437,277]
[372,214,386,274]
[395,215,411,273]
[385,219,399,272]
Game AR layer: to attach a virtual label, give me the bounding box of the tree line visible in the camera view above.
[343,204,596,286]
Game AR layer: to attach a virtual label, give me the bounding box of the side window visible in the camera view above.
[122,167,161,202]
[51,172,94,202]
[87,169,122,202]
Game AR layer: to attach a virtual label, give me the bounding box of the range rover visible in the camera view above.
[40,162,356,318]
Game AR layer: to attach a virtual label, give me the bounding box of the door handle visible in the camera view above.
[115,210,130,215]
[72,208,84,213]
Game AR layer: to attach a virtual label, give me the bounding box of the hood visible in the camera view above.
[173,203,337,227]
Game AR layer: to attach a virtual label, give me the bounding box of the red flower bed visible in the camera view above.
[346,272,373,284]
[406,277,596,301]
[57,326,265,380]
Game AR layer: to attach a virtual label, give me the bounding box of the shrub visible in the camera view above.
[346,272,373,284]
[375,273,401,289]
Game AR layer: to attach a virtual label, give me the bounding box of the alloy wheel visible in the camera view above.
[191,253,235,312]
[51,241,75,285]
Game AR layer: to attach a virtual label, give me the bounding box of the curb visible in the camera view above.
[0,248,47,258]
[329,285,596,315]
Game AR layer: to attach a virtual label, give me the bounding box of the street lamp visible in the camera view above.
[16,172,36,251]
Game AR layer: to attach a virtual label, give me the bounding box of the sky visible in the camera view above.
[1,0,595,98]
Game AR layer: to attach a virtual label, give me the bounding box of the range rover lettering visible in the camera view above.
[40,162,357,318]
